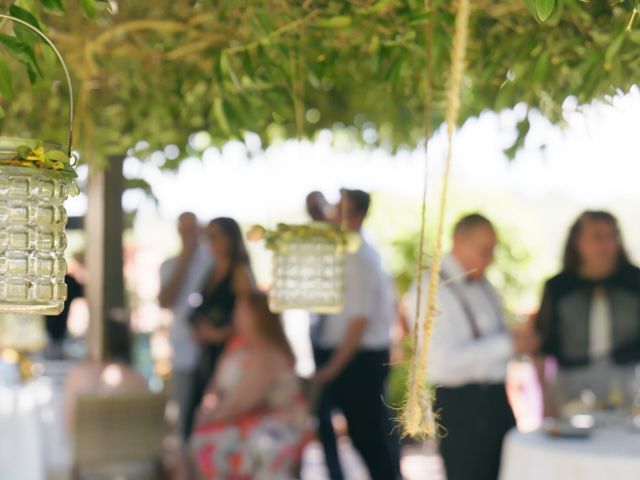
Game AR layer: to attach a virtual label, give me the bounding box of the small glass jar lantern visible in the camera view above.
[250,223,350,313]
[0,15,78,315]
[0,141,73,315]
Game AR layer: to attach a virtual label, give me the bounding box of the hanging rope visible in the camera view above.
[289,36,305,140]
[403,0,472,437]
[403,0,435,436]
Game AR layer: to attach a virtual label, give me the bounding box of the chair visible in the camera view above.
[71,391,167,480]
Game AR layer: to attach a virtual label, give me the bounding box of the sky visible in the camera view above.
[63,86,640,218]
[119,85,640,217]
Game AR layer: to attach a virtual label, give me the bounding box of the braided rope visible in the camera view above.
[403,0,472,437]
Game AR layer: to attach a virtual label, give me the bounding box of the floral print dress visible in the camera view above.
[192,345,308,480]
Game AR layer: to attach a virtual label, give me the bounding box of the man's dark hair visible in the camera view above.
[341,189,371,218]
[453,213,494,236]
[306,191,328,221]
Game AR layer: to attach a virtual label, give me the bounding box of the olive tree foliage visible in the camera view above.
[0,0,638,165]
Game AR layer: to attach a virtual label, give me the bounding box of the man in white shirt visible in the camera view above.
[313,189,400,480]
[410,214,536,480]
[159,212,213,439]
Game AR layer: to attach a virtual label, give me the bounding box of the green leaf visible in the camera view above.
[0,35,43,81]
[535,0,556,22]
[313,16,352,29]
[533,51,550,85]
[0,56,14,101]
[220,51,231,75]
[40,0,65,12]
[80,0,97,19]
[545,0,564,26]
[62,168,78,180]
[386,57,403,85]
[16,145,31,159]
[524,0,539,21]
[220,51,241,88]
[504,116,531,160]
[406,11,432,25]
[44,149,70,163]
[605,33,625,64]
[9,5,45,46]
[26,63,42,84]
[0,105,4,119]
[9,5,44,32]
[213,97,230,135]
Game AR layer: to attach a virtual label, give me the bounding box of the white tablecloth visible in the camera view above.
[500,426,640,480]
[0,367,72,480]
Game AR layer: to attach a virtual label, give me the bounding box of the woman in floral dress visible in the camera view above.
[192,293,308,480]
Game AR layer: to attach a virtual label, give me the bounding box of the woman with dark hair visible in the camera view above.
[184,217,255,439]
[535,211,640,413]
[192,293,307,479]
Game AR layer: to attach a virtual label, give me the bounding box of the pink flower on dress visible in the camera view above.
[197,444,216,477]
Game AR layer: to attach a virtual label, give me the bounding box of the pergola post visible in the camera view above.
[85,155,125,361]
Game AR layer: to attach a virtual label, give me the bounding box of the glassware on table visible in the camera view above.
[627,364,640,431]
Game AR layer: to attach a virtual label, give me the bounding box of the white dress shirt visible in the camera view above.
[406,254,513,387]
[316,237,395,350]
[589,288,612,360]
[160,245,214,371]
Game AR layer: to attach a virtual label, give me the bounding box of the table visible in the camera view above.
[0,363,72,480]
[500,425,640,480]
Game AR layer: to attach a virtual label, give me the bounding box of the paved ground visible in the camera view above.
[301,439,445,480]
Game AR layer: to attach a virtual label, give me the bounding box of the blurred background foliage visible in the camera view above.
[0,0,638,165]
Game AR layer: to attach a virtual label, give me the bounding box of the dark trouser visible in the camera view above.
[184,342,226,440]
[314,348,400,480]
[45,313,68,342]
[435,383,515,480]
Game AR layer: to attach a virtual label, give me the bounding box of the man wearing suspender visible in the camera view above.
[409,213,537,480]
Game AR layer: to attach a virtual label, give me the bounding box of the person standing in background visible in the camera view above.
[306,190,334,222]
[409,213,538,480]
[305,190,343,479]
[186,217,255,439]
[535,211,640,414]
[159,212,213,439]
[313,189,400,480]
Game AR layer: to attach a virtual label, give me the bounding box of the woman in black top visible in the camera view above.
[184,217,254,438]
[535,211,640,413]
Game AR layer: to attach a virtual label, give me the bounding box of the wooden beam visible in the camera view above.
[85,155,125,361]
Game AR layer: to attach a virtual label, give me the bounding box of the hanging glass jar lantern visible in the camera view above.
[0,15,78,316]
[249,222,355,313]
